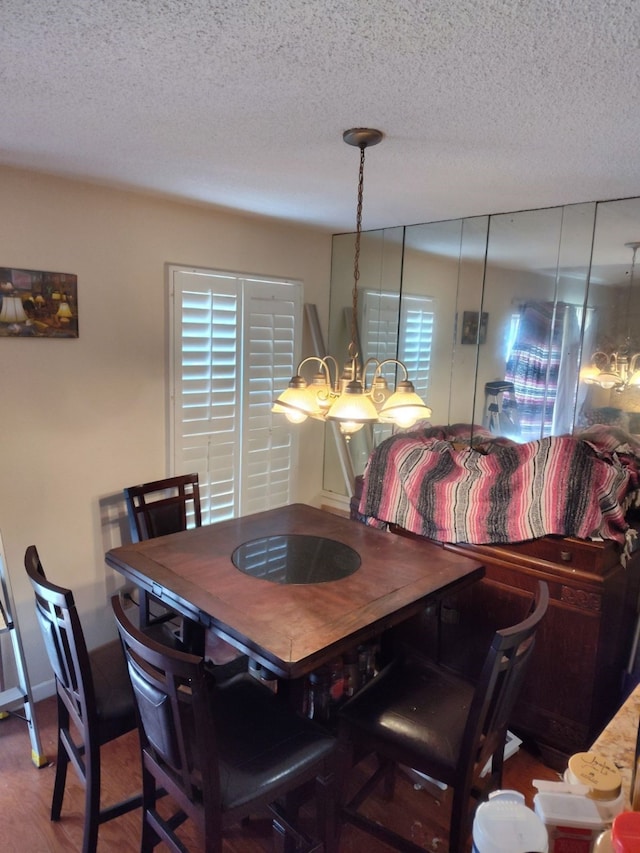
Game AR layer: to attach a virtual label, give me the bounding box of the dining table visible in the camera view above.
[105,502,484,681]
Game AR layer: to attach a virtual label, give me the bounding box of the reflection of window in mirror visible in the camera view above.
[361,289,399,366]
[360,289,401,447]
[398,294,435,404]
[359,288,435,447]
[504,311,521,364]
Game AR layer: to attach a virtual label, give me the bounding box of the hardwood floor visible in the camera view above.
[0,696,559,852]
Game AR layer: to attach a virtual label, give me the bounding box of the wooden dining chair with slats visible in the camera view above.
[124,473,202,545]
[123,473,201,637]
[24,545,142,853]
[112,593,339,853]
[338,580,549,853]
[123,472,248,675]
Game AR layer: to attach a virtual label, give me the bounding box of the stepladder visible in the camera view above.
[0,531,47,767]
[483,380,520,439]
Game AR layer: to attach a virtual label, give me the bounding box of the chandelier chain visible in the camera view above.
[271,126,432,437]
[350,143,366,360]
[625,244,639,347]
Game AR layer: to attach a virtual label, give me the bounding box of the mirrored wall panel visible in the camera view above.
[323,226,404,495]
[578,198,640,434]
[323,196,640,497]
[476,203,595,441]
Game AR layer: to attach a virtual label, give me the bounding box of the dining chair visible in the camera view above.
[124,472,202,545]
[24,545,142,853]
[123,473,247,676]
[111,593,338,853]
[337,580,549,853]
[123,473,201,635]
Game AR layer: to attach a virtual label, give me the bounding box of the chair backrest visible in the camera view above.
[111,594,220,809]
[463,580,549,788]
[123,473,202,543]
[24,545,96,733]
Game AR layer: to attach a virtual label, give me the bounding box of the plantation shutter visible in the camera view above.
[169,266,301,524]
[361,290,400,447]
[361,289,401,370]
[241,280,301,514]
[398,294,435,400]
[362,288,434,402]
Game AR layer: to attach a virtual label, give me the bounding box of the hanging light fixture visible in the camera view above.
[272,127,432,440]
[581,241,640,391]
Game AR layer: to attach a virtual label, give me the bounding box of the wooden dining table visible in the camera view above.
[105,503,484,680]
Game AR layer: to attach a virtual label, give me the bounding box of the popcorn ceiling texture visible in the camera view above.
[0,0,638,229]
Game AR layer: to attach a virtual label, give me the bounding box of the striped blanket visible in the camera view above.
[358,424,640,547]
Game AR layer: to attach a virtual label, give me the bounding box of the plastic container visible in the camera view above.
[534,752,624,853]
[306,668,331,723]
[472,790,548,853]
[534,791,606,852]
[611,810,640,851]
[565,752,623,803]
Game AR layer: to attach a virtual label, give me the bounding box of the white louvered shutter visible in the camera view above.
[361,289,402,444]
[398,294,435,401]
[241,280,301,514]
[361,289,434,443]
[169,267,301,524]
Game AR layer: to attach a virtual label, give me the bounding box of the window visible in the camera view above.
[361,289,434,396]
[397,293,435,402]
[360,288,435,445]
[169,265,302,523]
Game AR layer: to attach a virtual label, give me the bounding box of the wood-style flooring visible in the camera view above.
[0,696,559,853]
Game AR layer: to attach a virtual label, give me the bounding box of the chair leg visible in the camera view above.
[139,589,151,629]
[140,768,160,853]
[82,741,101,853]
[140,814,157,853]
[51,729,69,820]
[51,698,70,821]
[448,784,472,853]
[316,770,338,853]
[272,818,288,853]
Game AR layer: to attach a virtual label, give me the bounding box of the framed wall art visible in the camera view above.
[0,267,78,338]
[461,310,488,345]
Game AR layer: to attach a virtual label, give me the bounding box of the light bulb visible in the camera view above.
[392,407,424,429]
[285,409,308,424]
[338,421,364,439]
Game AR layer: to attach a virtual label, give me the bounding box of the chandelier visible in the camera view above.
[580,241,640,391]
[272,128,432,440]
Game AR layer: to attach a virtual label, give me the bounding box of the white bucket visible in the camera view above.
[472,790,549,853]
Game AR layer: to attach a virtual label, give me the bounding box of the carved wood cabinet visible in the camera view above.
[388,528,640,770]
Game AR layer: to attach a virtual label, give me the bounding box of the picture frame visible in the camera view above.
[0,267,78,338]
[461,310,488,345]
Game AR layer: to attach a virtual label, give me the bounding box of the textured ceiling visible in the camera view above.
[1,0,639,232]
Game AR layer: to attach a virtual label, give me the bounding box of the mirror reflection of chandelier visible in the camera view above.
[580,241,640,391]
[272,128,432,440]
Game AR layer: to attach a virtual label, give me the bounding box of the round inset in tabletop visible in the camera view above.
[231,534,361,584]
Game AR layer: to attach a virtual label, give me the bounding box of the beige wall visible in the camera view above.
[0,166,331,697]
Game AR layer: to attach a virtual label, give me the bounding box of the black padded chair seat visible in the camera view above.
[213,674,336,812]
[338,581,549,853]
[90,639,137,744]
[113,594,338,852]
[339,654,475,777]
